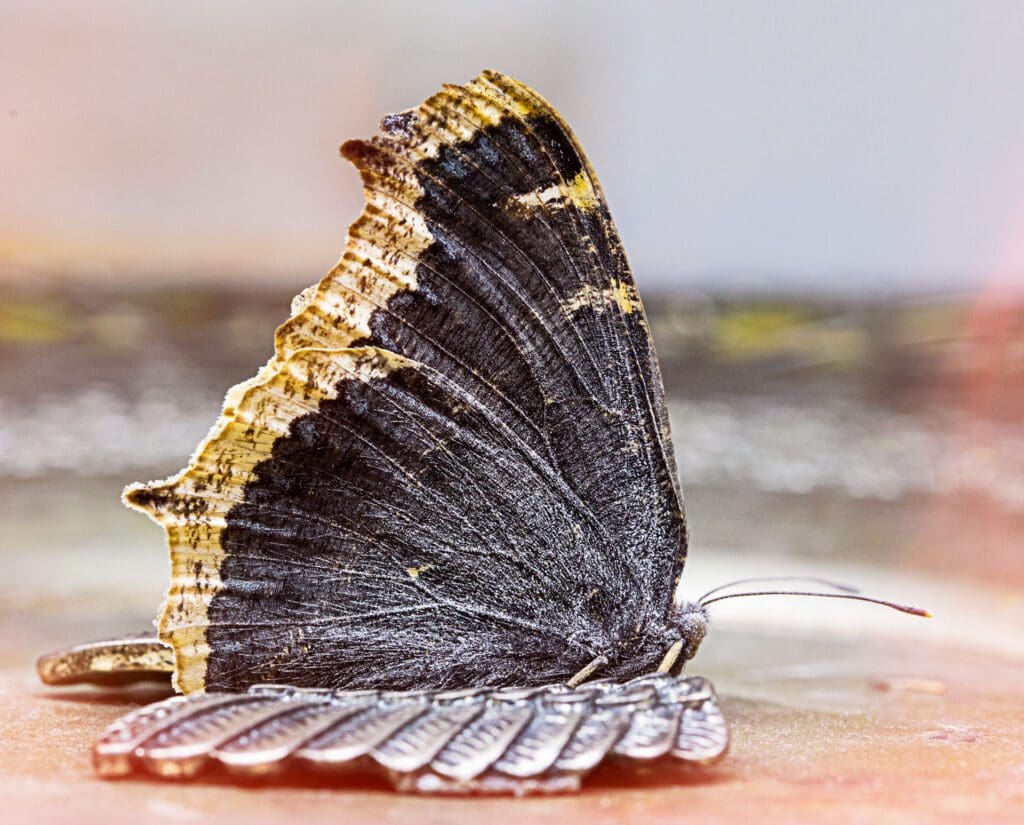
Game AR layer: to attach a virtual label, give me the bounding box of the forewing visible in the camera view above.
[126,71,686,693]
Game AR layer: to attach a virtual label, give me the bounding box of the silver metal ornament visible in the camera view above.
[94,673,727,794]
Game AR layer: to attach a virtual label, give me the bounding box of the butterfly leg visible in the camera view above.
[657,639,684,673]
[565,654,608,688]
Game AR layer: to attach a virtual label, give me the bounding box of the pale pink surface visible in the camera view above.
[4,612,1022,825]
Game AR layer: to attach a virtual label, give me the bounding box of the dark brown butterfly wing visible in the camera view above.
[125,71,686,694]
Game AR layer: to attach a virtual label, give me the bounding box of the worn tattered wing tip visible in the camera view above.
[93,673,727,793]
[379,109,417,138]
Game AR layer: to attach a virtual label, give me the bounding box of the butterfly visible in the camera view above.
[39,71,931,793]
[121,69,708,698]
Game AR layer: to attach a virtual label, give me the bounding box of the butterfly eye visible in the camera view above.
[685,612,709,650]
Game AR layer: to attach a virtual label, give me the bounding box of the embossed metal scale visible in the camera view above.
[38,70,735,793]
[90,673,727,793]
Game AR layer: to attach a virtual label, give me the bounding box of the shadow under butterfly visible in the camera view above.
[37,70,927,795]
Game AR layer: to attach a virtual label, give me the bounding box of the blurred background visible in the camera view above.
[2,1,1023,666]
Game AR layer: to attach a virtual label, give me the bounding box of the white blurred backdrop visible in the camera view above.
[3,0,1024,292]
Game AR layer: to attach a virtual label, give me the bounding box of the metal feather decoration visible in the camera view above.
[93,674,727,794]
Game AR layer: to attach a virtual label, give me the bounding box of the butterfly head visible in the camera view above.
[667,600,709,667]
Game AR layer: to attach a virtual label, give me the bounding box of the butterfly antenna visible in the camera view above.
[696,576,860,604]
[699,589,931,617]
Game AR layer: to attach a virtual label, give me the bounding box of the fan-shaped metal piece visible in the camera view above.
[94,673,727,794]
